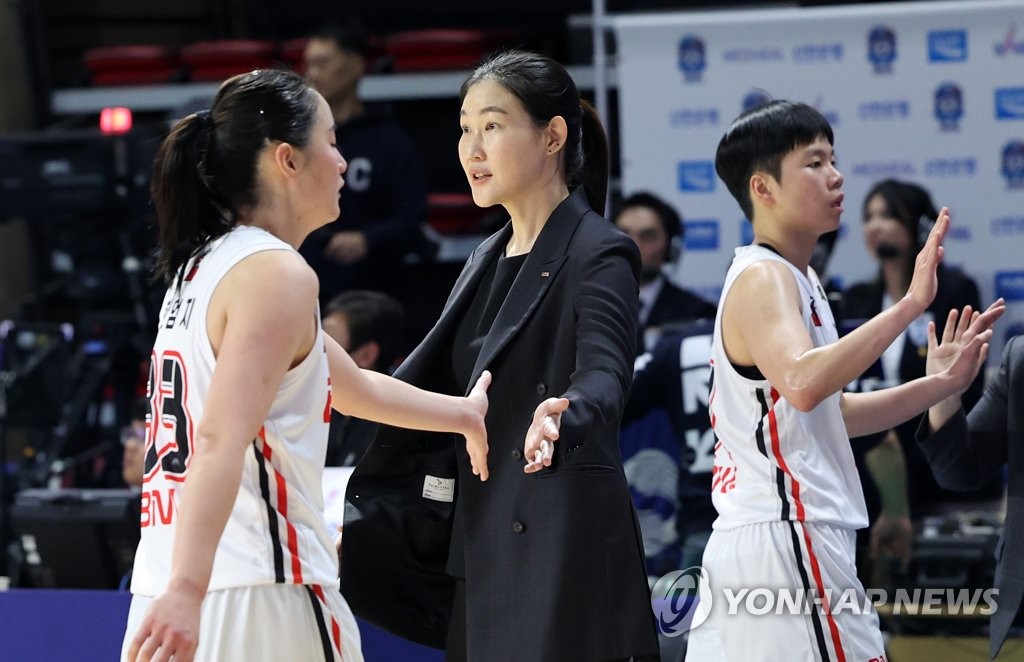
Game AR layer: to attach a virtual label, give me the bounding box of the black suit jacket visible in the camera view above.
[340,189,659,661]
[916,335,1023,659]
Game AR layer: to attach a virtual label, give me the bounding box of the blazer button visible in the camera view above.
[536,382,547,395]
[512,520,525,534]
[511,449,522,460]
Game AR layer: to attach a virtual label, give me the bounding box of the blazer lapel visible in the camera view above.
[396,227,509,382]
[469,188,590,389]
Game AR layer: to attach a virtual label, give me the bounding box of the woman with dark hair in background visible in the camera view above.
[341,50,660,662]
[844,179,997,585]
[122,68,491,662]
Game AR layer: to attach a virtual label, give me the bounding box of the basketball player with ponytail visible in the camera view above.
[122,68,492,662]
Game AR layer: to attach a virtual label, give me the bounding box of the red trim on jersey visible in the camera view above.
[800,524,847,662]
[766,388,846,660]
[766,387,805,521]
[258,428,304,584]
[312,584,344,658]
[708,359,718,429]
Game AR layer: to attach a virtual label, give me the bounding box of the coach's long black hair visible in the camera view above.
[461,50,609,215]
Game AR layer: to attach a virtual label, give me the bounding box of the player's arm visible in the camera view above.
[324,334,490,480]
[725,259,923,412]
[129,250,321,662]
[840,301,1002,437]
[728,209,951,412]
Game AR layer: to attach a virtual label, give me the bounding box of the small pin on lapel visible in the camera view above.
[541,271,550,278]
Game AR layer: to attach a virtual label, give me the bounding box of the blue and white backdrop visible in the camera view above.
[614,0,1024,360]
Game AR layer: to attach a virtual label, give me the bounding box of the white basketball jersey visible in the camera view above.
[708,245,868,530]
[131,225,338,596]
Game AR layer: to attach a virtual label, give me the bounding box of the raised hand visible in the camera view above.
[523,397,570,473]
[464,370,492,481]
[905,207,949,313]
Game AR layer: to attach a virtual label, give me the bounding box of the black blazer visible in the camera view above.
[340,189,659,661]
[916,335,1023,659]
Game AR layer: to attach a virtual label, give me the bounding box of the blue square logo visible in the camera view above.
[995,271,1024,301]
[684,220,719,251]
[677,161,716,192]
[928,30,967,62]
[996,87,1024,119]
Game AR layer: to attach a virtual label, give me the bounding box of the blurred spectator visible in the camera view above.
[621,318,716,577]
[613,192,715,352]
[843,179,999,582]
[299,19,431,301]
[322,290,405,465]
[120,397,148,490]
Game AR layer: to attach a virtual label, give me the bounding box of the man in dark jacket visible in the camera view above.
[613,192,715,353]
[300,20,430,301]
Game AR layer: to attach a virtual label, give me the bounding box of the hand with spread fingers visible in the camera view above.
[523,397,570,473]
[926,299,1006,392]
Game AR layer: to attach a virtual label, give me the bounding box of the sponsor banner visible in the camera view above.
[614,0,1024,360]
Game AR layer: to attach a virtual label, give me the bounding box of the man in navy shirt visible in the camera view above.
[301,20,430,301]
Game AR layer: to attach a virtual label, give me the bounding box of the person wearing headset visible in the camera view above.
[843,179,997,588]
[614,192,716,353]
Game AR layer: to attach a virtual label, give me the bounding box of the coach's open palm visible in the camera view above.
[926,300,1005,393]
[464,370,492,481]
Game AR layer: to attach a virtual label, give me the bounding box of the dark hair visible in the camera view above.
[460,49,610,215]
[310,18,370,57]
[152,68,319,284]
[324,290,405,372]
[616,191,683,243]
[862,178,938,251]
[715,99,834,221]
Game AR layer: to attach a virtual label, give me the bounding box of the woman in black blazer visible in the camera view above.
[340,51,660,662]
